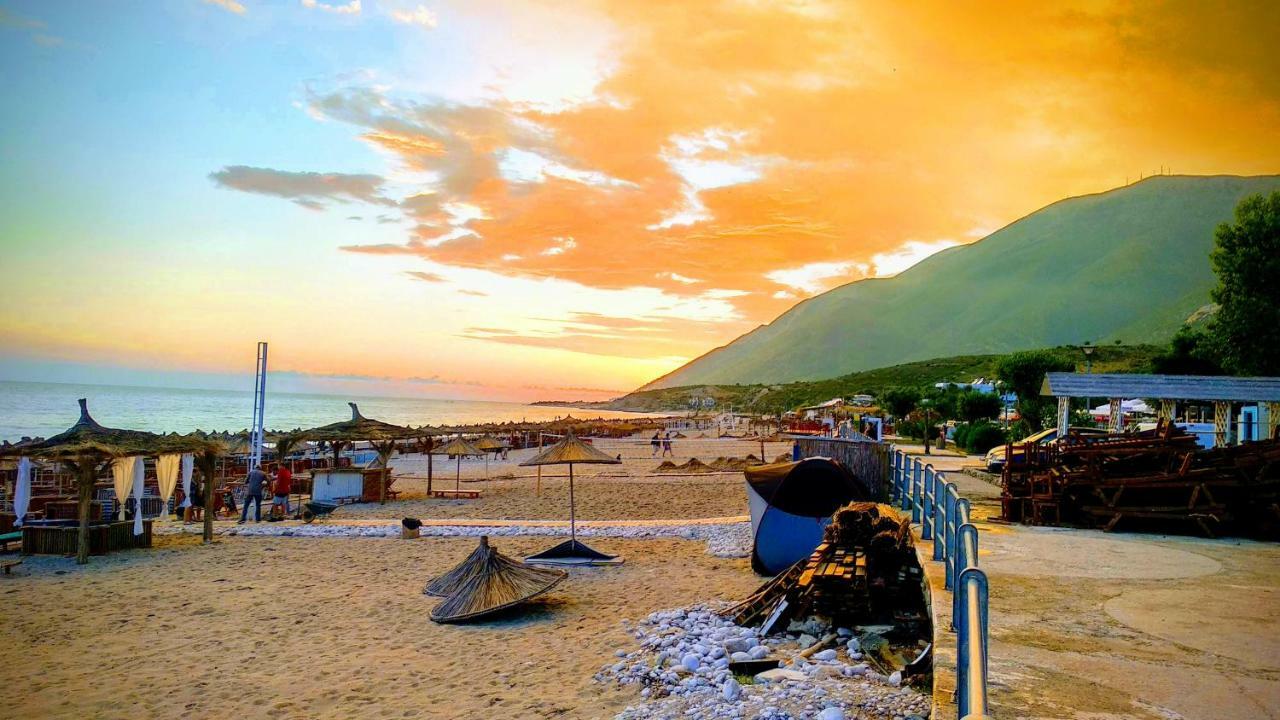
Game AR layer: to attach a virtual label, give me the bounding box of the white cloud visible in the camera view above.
[301,0,361,15]
[772,290,796,300]
[498,148,636,189]
[390,4,437,28]
[703,288,750,299]
[501,254,522,262]
[765,260,869,294]
[541,237,578,256]
[422,227,478,248]
[656,271,702,284]
[648,127,779,230]
[869,239,959,276]
[204,0,246,15]
[965,226,994,238]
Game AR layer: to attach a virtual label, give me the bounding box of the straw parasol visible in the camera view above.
[294,403,438,504]
[474,435,506,483]
[0,399,218,564]
[431,437,484,493]
[423,536,567,623]
[519,431,622,565]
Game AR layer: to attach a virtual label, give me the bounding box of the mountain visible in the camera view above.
[643,175,1280,389]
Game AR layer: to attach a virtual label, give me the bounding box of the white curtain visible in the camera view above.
[131,459,145,536]
[112,456,139,521]
[179,454,194,508]
[13,457,32,527]
[156,454,181,519]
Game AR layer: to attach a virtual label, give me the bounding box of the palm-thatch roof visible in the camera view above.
[425,536,567,623]
[519,432,620,466]
[432,437,484,456]
[474,435,506,452]
[0,399,216,459]
[295,403,434,443]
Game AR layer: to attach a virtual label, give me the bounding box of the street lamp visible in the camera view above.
[1080,342,1096,424]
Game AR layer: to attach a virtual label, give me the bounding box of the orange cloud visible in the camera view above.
[231,0,1280,368]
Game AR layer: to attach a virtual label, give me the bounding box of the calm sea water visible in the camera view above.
[0,381,650,442]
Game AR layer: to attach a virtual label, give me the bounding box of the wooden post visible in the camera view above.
[75,459,95,565]
[426,437,434,496]
[1057,396,1071,437]
[1267,402,1280,440]
[1108,398,1124,433]
[536,432,543,495]
[568,463,576,544]
[1159,399,1176,422]
[201,452,216,544]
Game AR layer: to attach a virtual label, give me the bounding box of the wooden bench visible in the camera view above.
[429,490,481,500]
[0,531,21,552]
[2,559,21,575]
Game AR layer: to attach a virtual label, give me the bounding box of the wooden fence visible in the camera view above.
[22,520,153,556]
[796,436,891,501]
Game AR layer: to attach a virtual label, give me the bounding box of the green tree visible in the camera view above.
[996,350,1073,430]
[1208,191,1280,376]
[958,390,1002,423]
[880,387,921,419]
[1150,326,1223,375]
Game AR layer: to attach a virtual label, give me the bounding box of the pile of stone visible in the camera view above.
[597,605,931,720]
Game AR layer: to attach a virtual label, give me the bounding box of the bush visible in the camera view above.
[953,423,972,448]
[963,422,1007,454]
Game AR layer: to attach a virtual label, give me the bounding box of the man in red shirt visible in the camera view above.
[271,464,293,518]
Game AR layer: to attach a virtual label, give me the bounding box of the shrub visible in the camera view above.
[964,422,1007,454]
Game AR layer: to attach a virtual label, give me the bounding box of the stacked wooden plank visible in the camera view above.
[1002,421,1280,538]
[724,502,920,631]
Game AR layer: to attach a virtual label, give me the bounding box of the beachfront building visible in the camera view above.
[934,377,998,394]
[1042,372,1280,447]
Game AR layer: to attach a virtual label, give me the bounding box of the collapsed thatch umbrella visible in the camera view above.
[519,431,622,565]
[424,536,567,623]
[0,399,218,564]
[431,437,484,493]
[294,403,437,504]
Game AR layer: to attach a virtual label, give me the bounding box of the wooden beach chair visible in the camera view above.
[0,531,21,553]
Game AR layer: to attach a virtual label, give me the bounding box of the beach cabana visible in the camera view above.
[430,437,484,497]
[745,458,866,574]
[294,403,435,505]
[0,399,216,564]
[424,535,567,623]
[520,431,622,565]
[474,435,506,483]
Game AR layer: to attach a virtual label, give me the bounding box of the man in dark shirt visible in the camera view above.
[239,465,268,524]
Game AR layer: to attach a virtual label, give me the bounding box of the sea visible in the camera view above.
[0,380,653,443]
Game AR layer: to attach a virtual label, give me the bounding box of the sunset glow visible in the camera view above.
[2,1,1277,400]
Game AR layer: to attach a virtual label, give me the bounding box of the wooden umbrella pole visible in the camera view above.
[456,455,461,492]
[426,437,434,495]
[75,457,95,565]
[536,432,543,495]
[568,463,576,544]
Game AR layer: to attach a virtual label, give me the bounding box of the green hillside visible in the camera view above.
[643,175,1280,389]
[566,343,1158,414]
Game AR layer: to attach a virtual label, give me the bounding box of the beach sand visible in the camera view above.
[1,533,760,720]
[341,437,792,522]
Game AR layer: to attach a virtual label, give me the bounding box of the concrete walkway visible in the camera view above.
[919,452,1280,719]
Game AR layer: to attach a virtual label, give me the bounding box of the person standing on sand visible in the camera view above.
[183,475,203,524]
[239,465,267,524]
[651,432,661,456]
[271,463,292,517]
[662,432,674,457]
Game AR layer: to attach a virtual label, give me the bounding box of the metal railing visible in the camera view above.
[890,449,992,720]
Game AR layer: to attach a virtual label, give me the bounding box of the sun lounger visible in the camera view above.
[0,531,21,552]
[429,490,481,499]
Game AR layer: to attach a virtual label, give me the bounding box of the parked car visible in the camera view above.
[984,426,1108,472]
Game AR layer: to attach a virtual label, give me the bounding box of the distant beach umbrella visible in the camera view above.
[294,403,439,504]
[424,536,567,623]
[519,431,622,565]
[431,437,484,492]
[474,435,506,484]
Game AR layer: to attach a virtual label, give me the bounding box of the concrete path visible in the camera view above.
[927,454,1280,719]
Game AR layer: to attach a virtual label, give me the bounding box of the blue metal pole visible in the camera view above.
[944,484,959,589]
[899,454,912,511]
[952,523,979,630]
[956,568,990,718]
[921,465,934,540]
[911,459,922,523]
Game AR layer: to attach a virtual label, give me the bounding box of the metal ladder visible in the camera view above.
[249,341,268,470]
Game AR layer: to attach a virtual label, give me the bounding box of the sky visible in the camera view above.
[1,0,1277,402]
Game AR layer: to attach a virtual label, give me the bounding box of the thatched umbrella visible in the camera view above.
[0,399,217,564]
[474,435,506,484]
[520,431,621,565]
[431,437,484,493]
[294,403,436,504]
[423,536,567,623]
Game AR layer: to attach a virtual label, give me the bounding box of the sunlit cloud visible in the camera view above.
[540,237,577,256]
[656,272,701,284]
[869,239,961,277]
[766,261,869,294]
[204,0,246,15]
[301,0,361,15]
[389,4,437,28]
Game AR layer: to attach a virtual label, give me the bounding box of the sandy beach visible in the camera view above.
[1,534,759,720]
